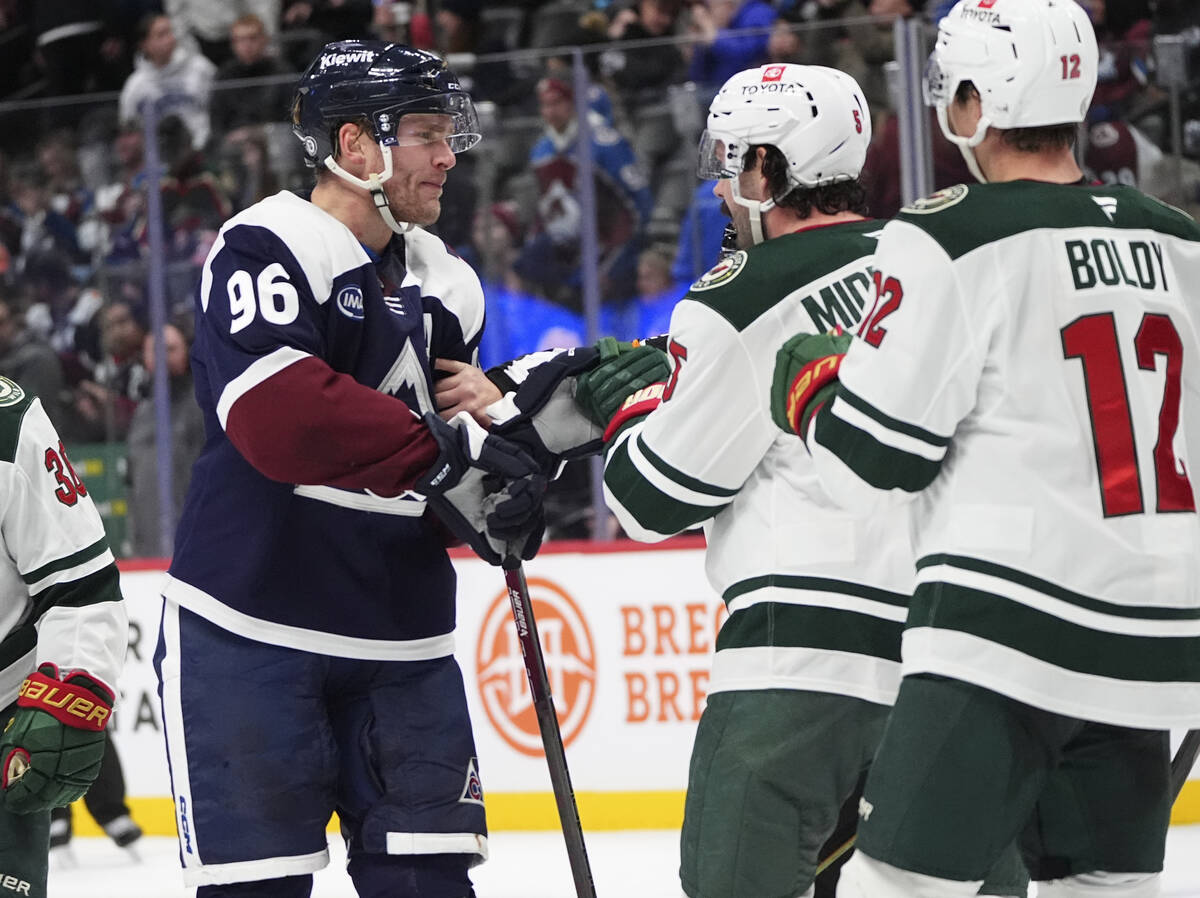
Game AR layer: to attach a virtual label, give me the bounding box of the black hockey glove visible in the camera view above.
[416,411,547,564]
[1,664,112,813]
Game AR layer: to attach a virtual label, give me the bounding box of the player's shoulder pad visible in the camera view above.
[403,225,486,341]
[0,376,35,464]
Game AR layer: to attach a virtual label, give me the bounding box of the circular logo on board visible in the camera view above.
[0,376,25,407]
[476,578,596,757]
[336,285,365,320]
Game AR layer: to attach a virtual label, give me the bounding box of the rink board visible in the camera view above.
[75,540,1200,837]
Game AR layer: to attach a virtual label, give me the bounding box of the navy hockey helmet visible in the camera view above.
[291,40,481,169]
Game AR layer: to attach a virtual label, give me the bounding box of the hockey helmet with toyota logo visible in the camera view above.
[924,0,1097,179]
[698,64,871,244]
[291,40,481,169]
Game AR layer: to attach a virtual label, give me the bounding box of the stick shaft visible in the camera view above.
[503,558,598,898]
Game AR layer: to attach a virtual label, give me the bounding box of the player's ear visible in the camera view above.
[335,121,370,170]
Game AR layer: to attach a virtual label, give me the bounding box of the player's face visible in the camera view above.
[710,150,764,250]
[374,114,458,226]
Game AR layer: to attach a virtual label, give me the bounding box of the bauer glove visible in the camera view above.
[574,337,672,439]
[1,663,113,814]
[770,329,852,439]
[416,411,547,565]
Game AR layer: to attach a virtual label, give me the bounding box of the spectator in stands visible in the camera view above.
[280,0,373,67]
[93,121,150,264]
[30,0,117,98]
[514,75,652,310]
[472,201,584,370]
[20,253,104,396]
[6,162,87,270]
[601,243,680,341]
[165,0,281,67]
[126,313,204,558]
[0,293,69,431]
[686,0,777,89]
[433,0,529,109]
[211,13,295,136]
[73,300,147,442]
[119,13,217,151]
[37,132,93,232]
[603,0,687,95]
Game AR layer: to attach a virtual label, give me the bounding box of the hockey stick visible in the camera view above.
[502,555,598,898]
[1171,729,1200,800]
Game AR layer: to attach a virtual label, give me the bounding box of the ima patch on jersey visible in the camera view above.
[690,250,748,292]
[901,183,969,215]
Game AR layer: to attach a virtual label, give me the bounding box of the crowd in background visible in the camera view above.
[0,0,1198,553]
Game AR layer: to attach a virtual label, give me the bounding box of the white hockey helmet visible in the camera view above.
[698,64,871,243]
[925,0,1097,180]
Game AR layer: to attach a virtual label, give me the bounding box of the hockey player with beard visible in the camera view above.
[154,41,545,898]
[771,1,1200,895]
[567,63,1027,898]
[0,375,128,898]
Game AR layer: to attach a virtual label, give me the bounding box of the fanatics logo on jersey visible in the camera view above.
[762,65,786,82]
[901,183,969,215]
[336,285,365,320]
[689,250,747,292]
[0,376,25,407]
[1092,196,1119,221]
[476,578,596,757]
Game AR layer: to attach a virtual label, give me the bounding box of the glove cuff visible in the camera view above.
[603,382,666,442]
[16,667,113,732]
[786,355,844,437]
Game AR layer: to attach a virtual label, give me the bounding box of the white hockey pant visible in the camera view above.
[837,853,1158,898]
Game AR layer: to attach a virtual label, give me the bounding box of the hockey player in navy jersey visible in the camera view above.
[153,41,544,898]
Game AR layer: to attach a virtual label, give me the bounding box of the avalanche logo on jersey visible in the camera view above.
[690,250,747,292]
[336,285,365,320]
[459,757,484,806]
[0,375,25,407]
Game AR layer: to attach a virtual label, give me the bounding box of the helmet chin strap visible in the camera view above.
[323,148,414,235]
[936,106,990,184]
[728,176,776,245]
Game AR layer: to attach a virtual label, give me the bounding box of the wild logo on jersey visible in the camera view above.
[0,375,24,406]
[690,251,748,292]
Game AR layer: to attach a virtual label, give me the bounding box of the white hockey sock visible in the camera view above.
[837,852,984,898]
[1037,872,1160,898]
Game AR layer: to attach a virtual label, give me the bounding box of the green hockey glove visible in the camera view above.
[574,337,671,436]
[1,663,113,814]
[771,328,852,439]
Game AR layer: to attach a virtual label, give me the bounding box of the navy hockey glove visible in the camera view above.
[574,337,672,440]
[770,328,852,439]
[416,411,547,565]
[1,664,112,814]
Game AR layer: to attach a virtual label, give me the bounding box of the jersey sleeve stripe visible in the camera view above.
[813,400,942,492]
[21,535,111,588]
[635,435,740,498]
[917,553,1200,625]
[718,602,903,662]
[603,429,726,538]
[909,581,1200,681]
[723,574,909,615]
[832,390,950,457]
[216,345,311,429]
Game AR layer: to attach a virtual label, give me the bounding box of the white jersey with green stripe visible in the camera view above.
[808,181,1200,728]
[0,376,127,707]
[602,220,914,704]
